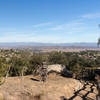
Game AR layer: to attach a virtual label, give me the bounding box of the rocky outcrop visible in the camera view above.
[47,64,66,74]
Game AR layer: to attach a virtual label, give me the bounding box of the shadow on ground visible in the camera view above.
[60,81,96,100]
[30,78,40,81]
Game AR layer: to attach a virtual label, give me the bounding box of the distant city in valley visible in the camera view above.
[0,42,99,52]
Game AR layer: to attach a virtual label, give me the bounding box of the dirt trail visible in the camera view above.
[0,74,98,100]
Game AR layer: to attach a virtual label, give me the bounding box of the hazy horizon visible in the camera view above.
[0,41,97,43]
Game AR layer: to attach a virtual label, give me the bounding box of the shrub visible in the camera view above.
[48,52,68,66]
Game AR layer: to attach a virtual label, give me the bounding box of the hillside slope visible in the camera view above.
[0,74,98,100]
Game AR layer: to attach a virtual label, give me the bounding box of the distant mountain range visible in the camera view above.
[0,42,98,48]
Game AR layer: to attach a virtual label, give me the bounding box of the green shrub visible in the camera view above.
[48,52,68,66]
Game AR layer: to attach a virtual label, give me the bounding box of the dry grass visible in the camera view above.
[0,75,98,100]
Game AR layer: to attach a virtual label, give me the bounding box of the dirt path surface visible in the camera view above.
[0,74,98,100]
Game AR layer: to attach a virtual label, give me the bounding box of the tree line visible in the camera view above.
[0,50,100,80]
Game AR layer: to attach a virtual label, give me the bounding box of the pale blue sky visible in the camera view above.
[0,0,100,43]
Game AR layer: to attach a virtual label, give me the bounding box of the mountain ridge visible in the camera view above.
[0,42,97,47]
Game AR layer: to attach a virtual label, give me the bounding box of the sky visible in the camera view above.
[0,0,100,43]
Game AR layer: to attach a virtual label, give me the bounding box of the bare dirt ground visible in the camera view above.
[0,74,98,100]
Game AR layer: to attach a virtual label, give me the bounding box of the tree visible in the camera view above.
[48,52,68,66]
[28,53,43,75]
[9,57,28,77]
[0,57,10,84]
[71,64,82,79]
[97,24,100,47]
[97,37,100,47]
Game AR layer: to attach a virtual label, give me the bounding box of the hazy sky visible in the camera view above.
[0,0,100,43]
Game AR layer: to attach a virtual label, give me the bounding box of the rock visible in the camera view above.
[47,64,66,74]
